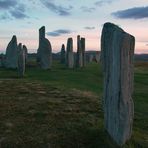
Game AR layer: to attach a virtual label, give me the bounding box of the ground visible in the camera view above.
[0,62,147,148]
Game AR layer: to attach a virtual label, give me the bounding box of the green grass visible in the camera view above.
[0,61,147,148]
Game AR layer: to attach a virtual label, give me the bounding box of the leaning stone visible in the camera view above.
[60,44,66,64]
[5,35,18,68]
[101,22,135,146]
[18,43,25,77]
[37,26,52,69]
[66,38,74,68]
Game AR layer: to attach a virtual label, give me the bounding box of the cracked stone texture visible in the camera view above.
[101,22,135,146]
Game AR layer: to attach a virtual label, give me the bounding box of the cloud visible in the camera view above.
[146,44,148,46]
[81,6,95,13]
[112,6,148,19]
[46,29,73,37]
[10,10,28,19]
[0,0,17,9]
[40,0,72,16]
[95,0,113,6]
[84,26,95,30]
[0,1,28,20]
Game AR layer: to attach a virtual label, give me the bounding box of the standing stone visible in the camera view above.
[66,38,74,68]
[89,54,94,63]
[60,44,66,64]
[18,43,25,77]
[0,54,5,67]
[95,51,100,63]
[81,37,85,67]
[76,35,83,68]
[23,45,28,64]
[101,22,135,146]
[5,35,18,68]
[37,26,52,69]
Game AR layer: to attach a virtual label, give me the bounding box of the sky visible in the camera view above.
[0,0,148,54]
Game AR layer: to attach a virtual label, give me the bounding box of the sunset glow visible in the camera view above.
[0,0,148,54]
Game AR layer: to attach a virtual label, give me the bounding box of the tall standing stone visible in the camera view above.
[76,35,83,68]
[0,54,5,67]
[37,26,52,69]
[81,37,85,67]
[66,38,74,68]
[18,43,25,77]
[5,35,18,68]
[101,22,135,146]
[23,45,28,64]
[60,44,66,64]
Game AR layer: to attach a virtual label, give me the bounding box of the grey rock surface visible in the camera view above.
[18,43,25,77]
[101,22,135,146]
[5,35,18,68]
[37,26,52,69]
[66,38,74,68]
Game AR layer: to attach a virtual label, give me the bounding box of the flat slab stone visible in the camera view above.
[101,22,135,146]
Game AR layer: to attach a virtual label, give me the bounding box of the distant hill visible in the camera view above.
[26,52,148,62]
[134,54,148,61]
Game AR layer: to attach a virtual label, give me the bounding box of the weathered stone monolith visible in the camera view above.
[66,38,74,68]
[23,45,28,64]
[37,26,52,69]
[5,35,18,68]
[101,22,135,146]
[60,44,66,64]
[18,43,25,77]
[76,35,83,68]
[81,37,85,67]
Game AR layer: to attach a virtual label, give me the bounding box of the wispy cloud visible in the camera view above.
[84,26,95,30]
[0,0,28,20]
[46,29,73,37]
[81,6,95,13]
[95,0,113,6]
[40,0,72,16]
[112,6,148,19]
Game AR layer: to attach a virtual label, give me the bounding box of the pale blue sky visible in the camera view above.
[0,0,148,53]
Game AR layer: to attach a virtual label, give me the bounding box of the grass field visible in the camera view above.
[0,61,147,148]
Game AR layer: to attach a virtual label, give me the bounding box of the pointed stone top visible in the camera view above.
[62,44,65,49]
[18,43,22,49]
[12,35,17,42]
[23,45,27,48]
